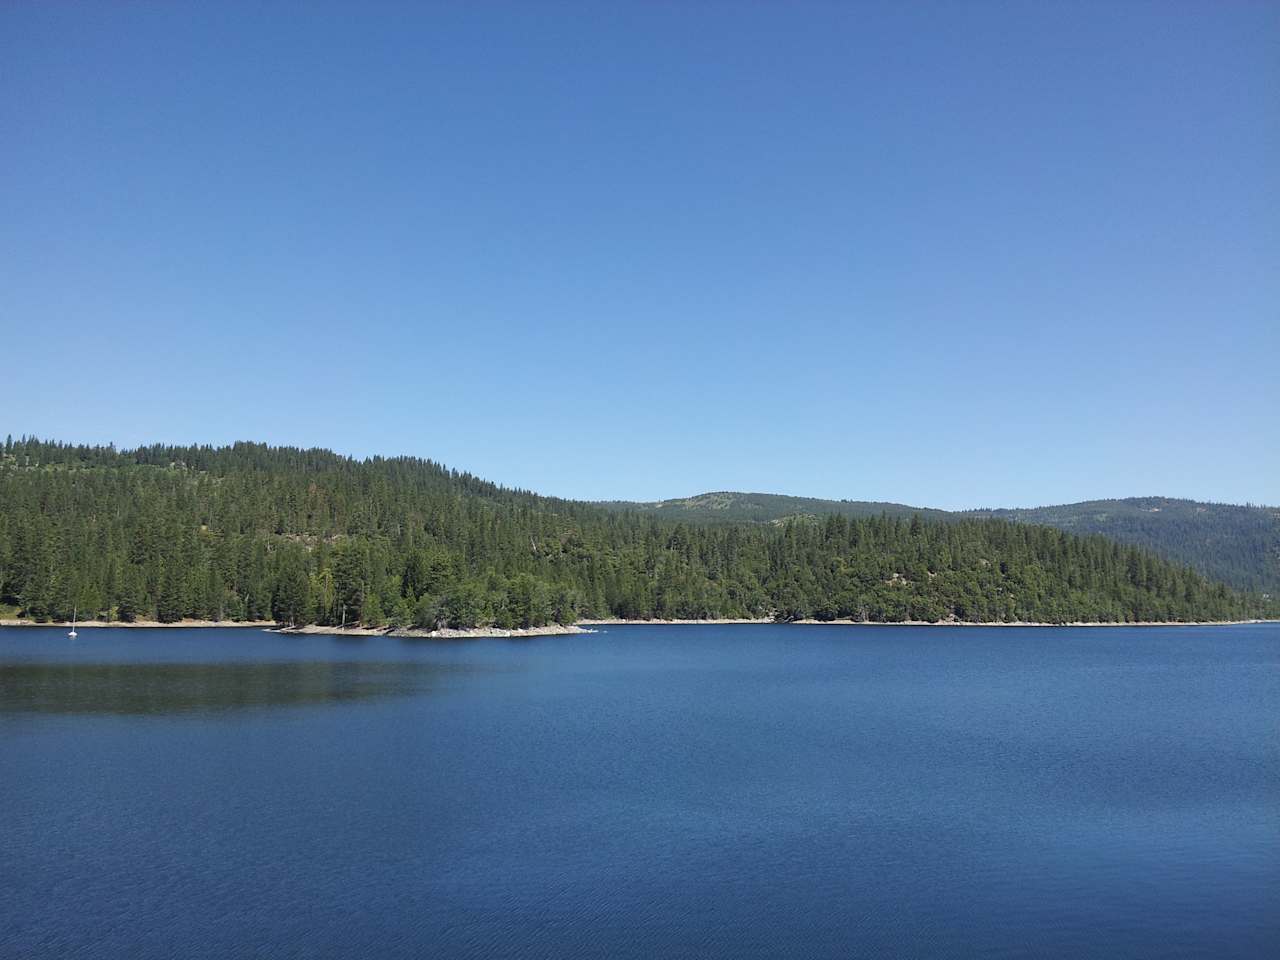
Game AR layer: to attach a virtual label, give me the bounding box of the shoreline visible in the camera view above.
[273,623,592,640]
[582,617,1275,628]
[788,624,1280,632]
[0,618,591,640]
[792,618,1277,628]
[0,618,277,629]
[3,616,1272,636]
[579,618,774,625]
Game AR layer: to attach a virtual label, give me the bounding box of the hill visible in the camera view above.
[965,498,1280,595]
[597,492,949,524]
[0,437,1266,629]
[603,492,1279,596]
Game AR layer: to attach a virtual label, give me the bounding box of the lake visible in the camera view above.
[2,623,1277,958]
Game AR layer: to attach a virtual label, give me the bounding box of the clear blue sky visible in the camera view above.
[2,1,1276,509]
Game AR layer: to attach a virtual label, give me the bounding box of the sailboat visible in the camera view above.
[68,607,77,639]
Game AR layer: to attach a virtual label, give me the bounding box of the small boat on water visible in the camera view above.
[68,608,77,639]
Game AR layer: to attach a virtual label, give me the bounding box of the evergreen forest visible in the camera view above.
[0,438,1267,629]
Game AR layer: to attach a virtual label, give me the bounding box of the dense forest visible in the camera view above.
[969,498,1280,595]
[606,492,1280,595]
[0,438,1267,629]
[598,492,952,523]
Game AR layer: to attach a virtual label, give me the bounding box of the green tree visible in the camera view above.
[360,591,385,628]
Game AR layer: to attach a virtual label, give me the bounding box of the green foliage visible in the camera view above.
[968,498,1280,595]
[271,550,311,626]
[0,437,1268,629]
[598,491,950,523]
[360,592,385,629]
[606,490,1280,596]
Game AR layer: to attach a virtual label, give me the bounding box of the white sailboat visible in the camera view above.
[68,607,78,639]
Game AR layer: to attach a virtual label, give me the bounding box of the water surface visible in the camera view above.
[3,623,1277,958]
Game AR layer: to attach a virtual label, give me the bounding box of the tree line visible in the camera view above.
[0,437,1265,628]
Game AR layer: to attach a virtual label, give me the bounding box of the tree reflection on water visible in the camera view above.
[0,660,454,715]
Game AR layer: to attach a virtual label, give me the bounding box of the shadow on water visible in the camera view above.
[0,660,458,716]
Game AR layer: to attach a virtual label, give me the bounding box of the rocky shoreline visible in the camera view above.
[272,623,594,640]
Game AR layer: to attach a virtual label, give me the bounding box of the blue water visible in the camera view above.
[3,623,1277,958]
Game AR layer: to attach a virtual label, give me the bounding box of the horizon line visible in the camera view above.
[5,432,1277,514]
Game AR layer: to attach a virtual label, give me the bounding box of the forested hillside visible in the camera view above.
[967,498,1280,595]
[597,492,950,523]
[0,438,1265,629]
[605,492,1280,595]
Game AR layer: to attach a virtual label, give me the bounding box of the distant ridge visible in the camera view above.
[601,493,1279,595]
